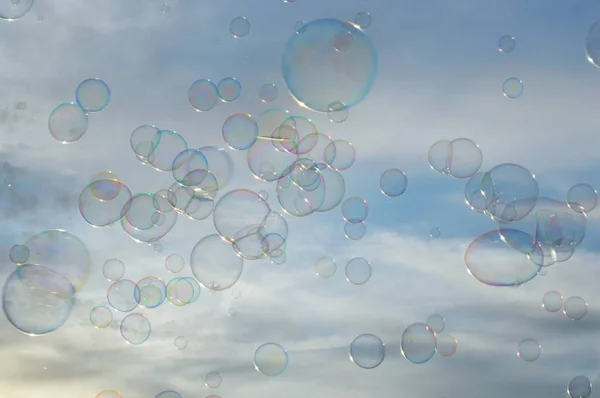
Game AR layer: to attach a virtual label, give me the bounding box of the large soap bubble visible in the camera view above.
[281,18,378,112]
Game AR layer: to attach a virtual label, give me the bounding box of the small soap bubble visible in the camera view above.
[230,16,251,38]
[174,336,188,350]
[355,12,372,30]
[502,77,524,99]
[498,35,516,53]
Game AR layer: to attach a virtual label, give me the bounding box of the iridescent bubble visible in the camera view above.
[563,296,588,320]
[568,375,592,398]
[342,197,368,223]
[48,102,88,143]
[135,277,166,309]
[380,168,407,197]
[90,305,113,329]
[254,342,288,376]
[205,371,223,388]
[401,323,437,364]
[585,20,600,68]
[517,338,541,362]
[0,0,33,20]
[324,139,355,171]
[258,190,269,200]
[166,277,196,306]
[189,79,218,112]
[355,12,372,30]
[349,333,385,369]
[230,16,251,38]
[75,78,111,113]
[213,189,271,242]
[147,130,188,172]
[89,171,121,200]
[2,264,76,335]
[107,279,140,312]
[9,244,29,265]
[542,290,562,312]
[120,313,151,345]
[435,334,458,357]
[222,113,259,151]
[426,313,445,333]
[217,77,242,103]
[102,258,125,282]
[174,335,188,350]
[80,179,132,228]
[315,256,336,278]
[282,18,377,112]
[259,83,278,103]
[165,254,185,273]
[130,124,160,161]
[345,257,371,285]
[567,183,598,214]
[502,77,524,99]
[498,35,516,53]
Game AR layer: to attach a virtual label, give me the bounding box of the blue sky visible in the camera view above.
[2,0,600,397]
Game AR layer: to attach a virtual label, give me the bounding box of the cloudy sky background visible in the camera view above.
[1,0,600,397]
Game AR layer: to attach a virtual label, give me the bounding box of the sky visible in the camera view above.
[1,0,600,397]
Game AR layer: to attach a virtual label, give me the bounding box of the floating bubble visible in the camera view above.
[567,183,598,214]
[502,77,524,99]
[517,338,541,362]
[9,244,29,265]
[345,257,371,285]
[48,102,89,143]
[498,35,516,53]
[2,264,76,335]
[563,296,588,320]
[174,335,188,350]
[436,334,458,357]
[213,189,271,242]
[448,138,482,179]
[121,313,151,345]
[107,279,140,312]
[327,101,349,123]
[190,234,243,291]
[281,18,377,112]
[428,140,452,174]
[258,190,269,200]
[130,125,160,161]
[156,391,181,398]
[25,230,91,292]
[380,168,407,197]
[90,305,113,329]
[568,375,592,398]
[259,83,278,103]
[230,16,251,38]
[147,130,188,172]
[344,221,366,240]
[430,227,441,238]
[135,276,166,309]
[585,20,600,68]
[542,290,562,312]
[254,342,289,376]
[165,254,185,273]
[294,20,306,34]
[89,171,121,200]
[401,322,437,364]
[166,277,197,306]
[426,313,445,333]
[349,333,385,369]
[205,371,223,388]
[189,79,218,112]
[75,78,111,113]
[228,307,238,317]
[465,229,541,287]
[79,179,132,228]
[355,12,372,30]
[217,77,242,103]
[197,146,235,190]
[342,197,368,223]
[222,113,259,150]
[102,258,125,282]
[160,3,169,14]
[324,139,355,171]
[96,391,123,398]
[315,256,336,278]
[0,0,34,20]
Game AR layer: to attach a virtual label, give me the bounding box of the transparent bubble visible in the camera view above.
[254,342,288,376]
[502,77,524,99]
[165,254,185,273]
[154,244,163,253]
[205,371,222,388]
[342,196,368,223]
[48,102,89,143]
[217,77,242,103]
[567,375,592,398]
[102,258,125,281]
[282,18,377,112]
[160,3,170,14]
[345,257,371,285]
[324,139,355,171]
[517,338,541,362]
[120,313,151,345]
[315,256,336,278]
[189,79,218,112]
[294,20,306,33]
[344,221,366,240]
[585,20,600,68]
[327,101,349,123]
[448,138,483,179]
[75,78,111,113]
[107,279,140,312]
[230,16,251,38]
[430,227,441,238]
[426,313,445,333]
[0,0,33,20]
[258,190,269,200]
[380,168,407,197]
[222,113,259,150]
[135,276,166,309]
[9,244,29,265]
[567,183,598,214]
[349,333,385,369]
[542,290,562,312]
[401,322,437,364]
[355,12,372,30]
[259,83,278,103]
[563,296,588,320]
[428,140,452,174]
[90,305,113,329]
[156,391,181,398]
[174,335,188,350]
[436,334,458,357]
[498,35,516,53]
